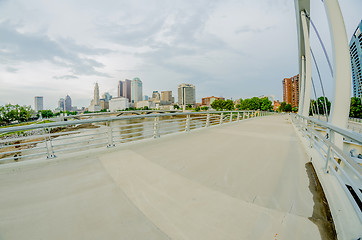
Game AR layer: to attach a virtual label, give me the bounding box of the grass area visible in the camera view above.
[0,120,55,137]
[0,120,54,129]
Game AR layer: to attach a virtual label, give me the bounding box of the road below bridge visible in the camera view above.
[0,115,333,239]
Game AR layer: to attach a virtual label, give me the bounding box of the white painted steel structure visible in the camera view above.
[294,0,361,238]
[0,111,270,163]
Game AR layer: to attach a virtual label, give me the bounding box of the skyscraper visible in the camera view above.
[34,96,43,112]
[350,20,362,98]
[152,91,161,100]
[178,83,195,106]
[131,77,143,103]
[282,74,299,108]
[117,81,123,98]
[161,91,174,103]
[58,98,65,111]
[123,79,132,102]
[88,83,101,112]
[65,95,72,111]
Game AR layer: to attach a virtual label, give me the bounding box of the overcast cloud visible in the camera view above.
[0,0,361,109]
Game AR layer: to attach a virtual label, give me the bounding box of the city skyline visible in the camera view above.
[0,0,361,109]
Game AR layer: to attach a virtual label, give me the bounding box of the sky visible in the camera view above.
[0,0,361,109]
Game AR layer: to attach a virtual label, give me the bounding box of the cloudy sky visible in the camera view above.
[0,0,361,109]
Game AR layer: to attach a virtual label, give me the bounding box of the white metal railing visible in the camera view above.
[0,111,273,164]
[291,114,362,222]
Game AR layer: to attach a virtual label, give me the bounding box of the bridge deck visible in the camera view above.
[0,115,327,239]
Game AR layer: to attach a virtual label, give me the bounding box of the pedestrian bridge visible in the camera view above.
[0,114,360,239]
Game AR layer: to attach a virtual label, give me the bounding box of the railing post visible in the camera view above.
[237,112,240,122]
[206,113,210,127]
[324,129,333,173]
[185,114,191,132]
[242,111,245,120]
[229,112,233,123]
[153,116,160,138]
[220,112,224,124]
[43,127,55,159]
[106,121,115,147]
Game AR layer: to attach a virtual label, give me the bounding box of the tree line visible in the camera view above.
[0,104,33,125]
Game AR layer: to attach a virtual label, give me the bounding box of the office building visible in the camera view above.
[109,97,129,112]
[65,95,72,112]
[123,79,132,103]
[34,96,43,112]
[178,83,196,106]
[88,83,101,112]
[350,20,362,98]
[282,74,299,108]
[152,91,161,100]
[118,81,123,98]
[58,98,65,111]
[131,77,143,103]
[202,96,224,107]
[161,91,174,104]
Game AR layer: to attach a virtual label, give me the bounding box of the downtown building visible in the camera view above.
[202,96,224,107]
[118,79,132,103]
[131,78,143,103]
[178,83,195,106]
[65,95,72,112]
[282,74,299,108]
[34,96,43,112]
[350,20,362,98]
[161,91,174,104]
[88,83,101,112]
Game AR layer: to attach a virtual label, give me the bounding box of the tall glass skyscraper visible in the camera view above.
[34,96,43,112]
[350,20,362,98]
[131,77,143,103]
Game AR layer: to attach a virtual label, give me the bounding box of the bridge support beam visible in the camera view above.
[299,56,305,115]
[323,0,351,147]
[300,11,312,117]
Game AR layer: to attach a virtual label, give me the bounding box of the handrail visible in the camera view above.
[295,114,362,144]
[291,113,362,223]
[0,110,273,164]
[0,111,258,134]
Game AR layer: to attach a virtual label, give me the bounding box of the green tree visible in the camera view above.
[224,99,234,110]
[284,104,292,112]
[316,97,331,115]
[350,97,362,118]
[278,102,287,112]
[201,106,209,111]
[195,106,201,111]
[239,99,251,110]
[210,99,223,110]
[0,104,33,124]
[40,110,54,118]
[260,97,272,111]
[249,97,261,110]
[173,104,180,109]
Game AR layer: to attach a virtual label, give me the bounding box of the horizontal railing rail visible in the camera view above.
[291,114,362,223]
[0,110,274,165]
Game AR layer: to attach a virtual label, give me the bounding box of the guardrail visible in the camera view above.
[291,114,362,223]
[0,110,273,164]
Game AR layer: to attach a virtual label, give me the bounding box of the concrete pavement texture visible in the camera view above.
[0,115,325,239]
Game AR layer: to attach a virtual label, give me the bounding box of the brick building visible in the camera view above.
[282,74,299,108]
[202,96,225,106]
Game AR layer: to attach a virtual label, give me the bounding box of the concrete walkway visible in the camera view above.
[0,115,322,239]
